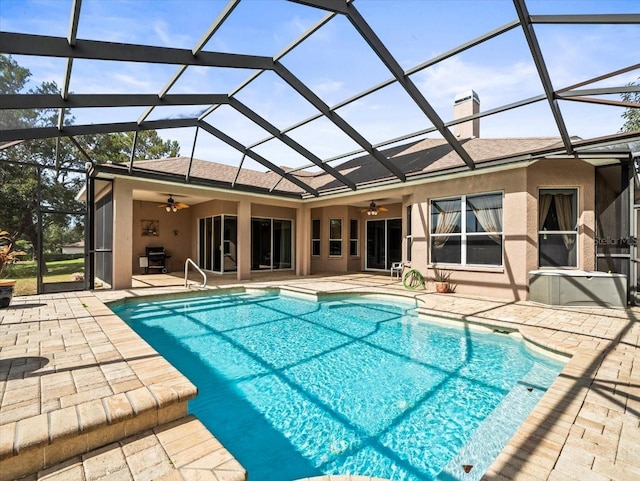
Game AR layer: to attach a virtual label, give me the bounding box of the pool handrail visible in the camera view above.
[184,258,207,288]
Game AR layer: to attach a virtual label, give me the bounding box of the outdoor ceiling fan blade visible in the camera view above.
[175,202,190,209]
[379,207,389,212]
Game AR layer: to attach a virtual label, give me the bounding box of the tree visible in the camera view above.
[621,77,640,133]
[0,54,180,275]
[88,130,179,164]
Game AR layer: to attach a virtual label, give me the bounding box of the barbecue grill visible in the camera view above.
[145,246,170,274]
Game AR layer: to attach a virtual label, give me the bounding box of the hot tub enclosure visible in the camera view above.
[529,270,627,308]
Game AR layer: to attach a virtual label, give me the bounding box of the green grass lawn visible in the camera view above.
[5,258,84,296]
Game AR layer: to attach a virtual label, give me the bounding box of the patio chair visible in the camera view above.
[390,262,404,279]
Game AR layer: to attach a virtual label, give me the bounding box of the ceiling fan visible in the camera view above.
[158,194,189,212]
[361,201,389,216]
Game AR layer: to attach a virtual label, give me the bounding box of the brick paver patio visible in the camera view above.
[1,273,638,480]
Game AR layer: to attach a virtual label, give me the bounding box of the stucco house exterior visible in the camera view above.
[88,93,636,305]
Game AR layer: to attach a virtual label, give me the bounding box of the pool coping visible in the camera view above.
[2,274,639,480]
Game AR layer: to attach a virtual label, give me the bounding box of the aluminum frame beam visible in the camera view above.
[138,0,241,124]
[198,121,319,196]
[560,97,640,109]
[530,14,640,24]
[247,18,520,152]
[3,94,230,109]
[58,0,82,130]
[344,2,476,170]
[0,118,199,142]
[274,62,406,181]
[289,0,349,14]
[1,0,638,199]
[198,11,336,122]
[286,93,549,173]
[229,98,356,190]
[557,86,640,98]
[0,32,275,70]
[559,63,640,92]
[513,0,573,155]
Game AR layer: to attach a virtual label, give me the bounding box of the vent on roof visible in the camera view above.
[453,90,480,139]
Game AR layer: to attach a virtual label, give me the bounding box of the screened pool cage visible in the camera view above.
[1,0,639,294]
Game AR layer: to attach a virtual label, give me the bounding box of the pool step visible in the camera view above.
[22,415,247,481]
[0,384,196,481]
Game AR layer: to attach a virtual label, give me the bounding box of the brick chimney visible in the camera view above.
[453,90,480,139]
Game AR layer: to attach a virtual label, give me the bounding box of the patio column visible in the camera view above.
[296,204,310,276]
[237,199,251,281]
[112,179,133,289]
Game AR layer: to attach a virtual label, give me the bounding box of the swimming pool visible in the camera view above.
[113,290,564,481]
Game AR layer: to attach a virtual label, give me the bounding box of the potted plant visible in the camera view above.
[0,230,26,308]
[432,266,453,293]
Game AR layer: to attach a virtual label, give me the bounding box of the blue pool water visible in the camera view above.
[112,291,564,481]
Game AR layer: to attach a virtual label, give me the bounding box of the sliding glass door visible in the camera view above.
[251,217,293,271]
[366,218,402,271]
[198,215,237,273]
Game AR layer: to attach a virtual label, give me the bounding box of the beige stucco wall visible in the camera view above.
[405,159,595,300]
[310,203,404,273]
[112,179,133,290]
[526,159,596,273]
[107,157,598,300]
[132,200,192,275]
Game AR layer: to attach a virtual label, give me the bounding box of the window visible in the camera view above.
[349,219,358,256]
[329,218,342,256]
[430,192,503,266]
[199,215,238,272]
[406,205,412,262]
[251,217,293,270]
[312,219,320,256]
[539,189,577,267]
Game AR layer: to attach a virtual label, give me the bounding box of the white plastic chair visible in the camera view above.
[390,262,403,279]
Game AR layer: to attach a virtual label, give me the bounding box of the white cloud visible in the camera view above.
[153,19,173,47]
[111,73,154,91]
[415,56,541,110]
[312,79,345,95]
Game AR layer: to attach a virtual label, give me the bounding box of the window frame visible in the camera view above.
[329,218,343,257]
[537,188,579,268]
[430,191,504,267]
[349,219,359,257]
[311,218,320,257]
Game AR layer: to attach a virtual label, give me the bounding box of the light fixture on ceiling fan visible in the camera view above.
[158,194,189,213]
[362,201,389,216]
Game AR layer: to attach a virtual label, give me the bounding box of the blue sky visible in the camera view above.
[1,0,639,171]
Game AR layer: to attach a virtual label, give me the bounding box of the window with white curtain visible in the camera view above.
[430,192,503,266]
[538,189,577,267]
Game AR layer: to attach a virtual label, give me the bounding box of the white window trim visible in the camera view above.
[430,191,504,267]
